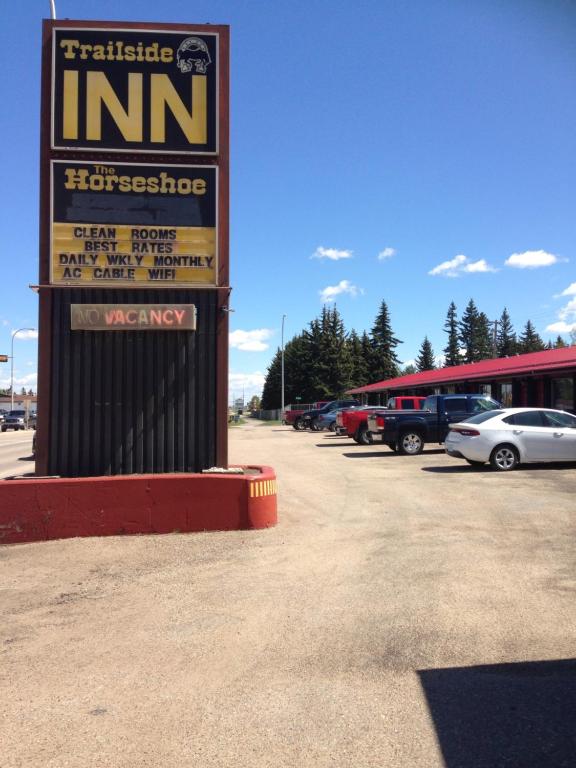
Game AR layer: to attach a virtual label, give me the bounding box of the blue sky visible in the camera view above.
[1,0,575,402]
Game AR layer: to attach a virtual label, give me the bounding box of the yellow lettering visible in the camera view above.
[86,72,143,141]
[62,70,79,139]
[150,74,206,145]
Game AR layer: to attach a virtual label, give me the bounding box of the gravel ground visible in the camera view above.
[1,420,575,767]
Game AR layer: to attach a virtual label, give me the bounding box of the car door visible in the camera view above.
[540,411,576,461]
[440,398,469,441]
[501,411,555,461]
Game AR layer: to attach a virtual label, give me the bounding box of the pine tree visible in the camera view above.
[496,308,516,357]
[554,335,567,348]
[369,300,402,381]
[416,336,436,371]
[476,312,494,360]
[360,331,374,380]
[348,329,370,386]
[260,347,282,410]
[313,305,354,397]
[517,320,546,353]
[443,302,460,366]
[458,300,493,362]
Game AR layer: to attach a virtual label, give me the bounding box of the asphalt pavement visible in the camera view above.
[1,420,575,767]
[0,429,35,478]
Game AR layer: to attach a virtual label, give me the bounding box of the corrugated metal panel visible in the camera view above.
[48,288,217,477]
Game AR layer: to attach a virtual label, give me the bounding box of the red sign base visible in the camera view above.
[0,467,277,545]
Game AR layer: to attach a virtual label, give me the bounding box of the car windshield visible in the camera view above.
[9,411,26,417]
[461,410,505,424]
[471,397,501,412]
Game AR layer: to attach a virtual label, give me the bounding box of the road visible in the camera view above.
[0,429,35,478]
[1,420,575,767]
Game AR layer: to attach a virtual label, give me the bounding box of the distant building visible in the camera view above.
[0,395,38,414]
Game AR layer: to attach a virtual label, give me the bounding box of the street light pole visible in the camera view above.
[10,328,36,411]
[281,314,286,416]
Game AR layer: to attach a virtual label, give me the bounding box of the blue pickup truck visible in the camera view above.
[367,394,500,454]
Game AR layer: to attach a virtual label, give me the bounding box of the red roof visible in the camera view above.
[347,346,576,394]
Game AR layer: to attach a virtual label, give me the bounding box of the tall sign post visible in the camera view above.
[36,20,230,477]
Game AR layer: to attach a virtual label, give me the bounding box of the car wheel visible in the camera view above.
[465,459,485,467]
[356,426,373,446]
[490,444,519,471]
[398,432,424,455]
[329,422,336,432]
[294,418,305,431]
[310,419,320,431]
[1,427,6,432]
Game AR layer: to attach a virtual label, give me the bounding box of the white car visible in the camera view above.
[445,408,576,471]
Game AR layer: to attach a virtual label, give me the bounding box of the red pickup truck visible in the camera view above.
[336,396,426,444]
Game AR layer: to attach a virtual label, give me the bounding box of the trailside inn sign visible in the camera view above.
[51,26,218,154]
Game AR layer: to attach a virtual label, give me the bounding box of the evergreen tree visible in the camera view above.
[476,312,494,360]
[416,336,436,371]
[443,302,460,366]
[496,307,516,357]
[401,363,417,375]
[554,335,567,348]
[517,320,546,353]
[369,300,402,381]
[260,347,282,410]
[360,330,374,380]
[348,329,370,386]
[310,305,354,398]
[459,300,492,362]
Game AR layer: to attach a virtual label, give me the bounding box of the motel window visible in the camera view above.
[552,378,574,412]
[500,383,513,407]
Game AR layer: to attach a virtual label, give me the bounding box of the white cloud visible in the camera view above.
[229,329,274,352]
[229,371,266,401]
[545,321,576,334]
[505,250,560,269]
[428,254,497,277]
[10,329,38,339]
[559,282,576,297]
[558,297,576,322]
[0,372,37,390]
[319,280,362,303]
[464,259,497,273]
[545,295,576,334]
[377,247,396,261]
[311,246,353,261]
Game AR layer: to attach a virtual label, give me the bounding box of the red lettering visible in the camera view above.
[162,310,174,325]
[126,310,137,324]
[173,309,185,325]
[150,310,162,325]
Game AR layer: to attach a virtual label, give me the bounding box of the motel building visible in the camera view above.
[347,346,576,413]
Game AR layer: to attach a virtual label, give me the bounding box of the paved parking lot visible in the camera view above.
[1,420,575,767]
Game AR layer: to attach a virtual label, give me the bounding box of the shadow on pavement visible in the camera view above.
[342,451,395,459]
[419,658,576,768]
[18,455,35,462]
[423,461,576,474]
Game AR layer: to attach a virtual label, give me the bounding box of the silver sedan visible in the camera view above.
[445,407,576,470]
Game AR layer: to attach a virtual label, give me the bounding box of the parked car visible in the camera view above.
[284,402,330,429]
[337,396,426,445]
[1,410,36,432]
[445,407,576,470]
[315,410,339,431]
[300,399,360,431]
[368,394,500,454]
